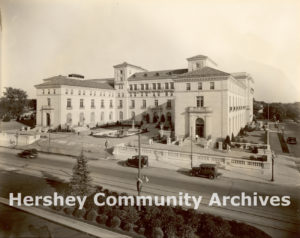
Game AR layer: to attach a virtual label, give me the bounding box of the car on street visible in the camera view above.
[18,149,38,159]
[287,137,297,144]
[126,155,149,168]
[190,163,221,179]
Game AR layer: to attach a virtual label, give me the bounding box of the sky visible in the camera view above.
[0,0,299,102]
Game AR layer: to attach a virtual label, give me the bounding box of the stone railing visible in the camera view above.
[113,144,268,170]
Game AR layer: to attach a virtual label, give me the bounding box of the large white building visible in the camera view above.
[35,55,254,141]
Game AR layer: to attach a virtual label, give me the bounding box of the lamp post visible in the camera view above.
[271,153,275,182]
[137,133,142,211]
[190,126,193,168]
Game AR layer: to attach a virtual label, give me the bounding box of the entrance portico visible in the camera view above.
[40,106,54,128]
[188,106,213,139]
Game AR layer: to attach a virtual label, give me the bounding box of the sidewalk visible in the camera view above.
[0,197,130,238]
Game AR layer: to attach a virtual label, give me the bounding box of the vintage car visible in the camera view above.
[126,155,149,168]
[190,163,221,180]
[287,137,297,144]
[18,149,38,159]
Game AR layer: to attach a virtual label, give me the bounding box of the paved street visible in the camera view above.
[0,147,299,238]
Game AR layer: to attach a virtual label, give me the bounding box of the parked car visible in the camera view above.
[18,149,38,159]
[190,163,221,180]
[126,155,149,168]
[287,137,297,144]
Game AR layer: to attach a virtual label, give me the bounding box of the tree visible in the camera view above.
[69,150,92,197]
[0,87,28,118]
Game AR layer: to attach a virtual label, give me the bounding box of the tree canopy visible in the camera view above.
[0,87,28,118]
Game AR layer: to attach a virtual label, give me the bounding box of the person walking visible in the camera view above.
[105,140,108,150]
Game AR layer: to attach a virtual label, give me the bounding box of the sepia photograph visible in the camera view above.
[0,0,299,237]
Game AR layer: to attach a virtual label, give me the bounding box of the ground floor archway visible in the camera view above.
[195,118,204,138]
[46,113,51,126]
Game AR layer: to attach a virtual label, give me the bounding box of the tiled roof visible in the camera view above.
[187,55,208,61]
[113,62,147,71]
[176,67,230,78]
[128,68,188,81]
[35,75,114,90]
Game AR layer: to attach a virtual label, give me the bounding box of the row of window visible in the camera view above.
[186,82,215,91]
[129,82,174,91]
[124,99,172,109]
[66,111,114,124]
[129,91,174,97]
[42,88,114,97]
[229,106,247,112]
[66,98,113,109]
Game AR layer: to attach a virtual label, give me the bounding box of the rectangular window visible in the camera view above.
[90,91,92,96]
[155,99,158,107]
[71,89,73,95]
[119,100,123,108]
[165,92,168,96]
[165,82,169,90]
[152,83,156,90]
[134,84,137,90]
[210,82,215,90]
[167,100,171,108]
[196,96,204,108]
[67,98,71,108]
[80,99,84,108]
[53,89,56,94]
[170,82,174,89]
[145,84,149,90]
[141,84,144,90]
[78,90,81,95]
[143,100,146,108]
[110,100,113,108]
[101,99,104,108]
[131,100,135,108]
[130,85,133,91]
[42,89,45,94]
[198,82,202,90]
[157,83,161,90]
[186,83,191,91]
[48,89,50,94]
[65,89,68,94]
[91,99,95,108]
[83,90,86,95]
[47,98,51,106]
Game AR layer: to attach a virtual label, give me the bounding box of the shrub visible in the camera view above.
[96,214,108,224]
[63,207,74,215]
[109,216,121,228]
[73,208,86,219]
[2,115,11,122]
[51,205,63,211]
[137,227,145,235]
[152,227,164,238]
[98,205,112,216]
[86,209,97,221]
[178,224,195,238]
[252,146,258,154]
[123,223,134,232]
[120,206,139,224]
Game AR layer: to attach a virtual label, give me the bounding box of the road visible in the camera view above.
[0,147,299,238]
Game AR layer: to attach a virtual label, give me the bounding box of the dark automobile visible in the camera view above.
[126,155,149,168]
[287,137,297,144]
[18,149,38,159]
[190,163,221,180]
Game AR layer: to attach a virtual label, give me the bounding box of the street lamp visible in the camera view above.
[190,126,193,168]
[271,153,275,182]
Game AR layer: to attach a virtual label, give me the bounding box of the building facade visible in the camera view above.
[35,55,254,141]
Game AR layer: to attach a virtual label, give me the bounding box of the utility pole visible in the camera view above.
[137,133,142,211]
[271,153,275,182]
[48,131,50,152]
[190,126,193,168]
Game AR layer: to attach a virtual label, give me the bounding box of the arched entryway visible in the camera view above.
[153,112,159,123]
[195,118,204,138]
[46,113,51,126]
[79,112,84,125]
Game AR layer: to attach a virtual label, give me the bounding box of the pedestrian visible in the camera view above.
[195,134,199,142]
[105,140,108,150]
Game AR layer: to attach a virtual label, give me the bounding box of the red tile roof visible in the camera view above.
[35,75,114,90]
